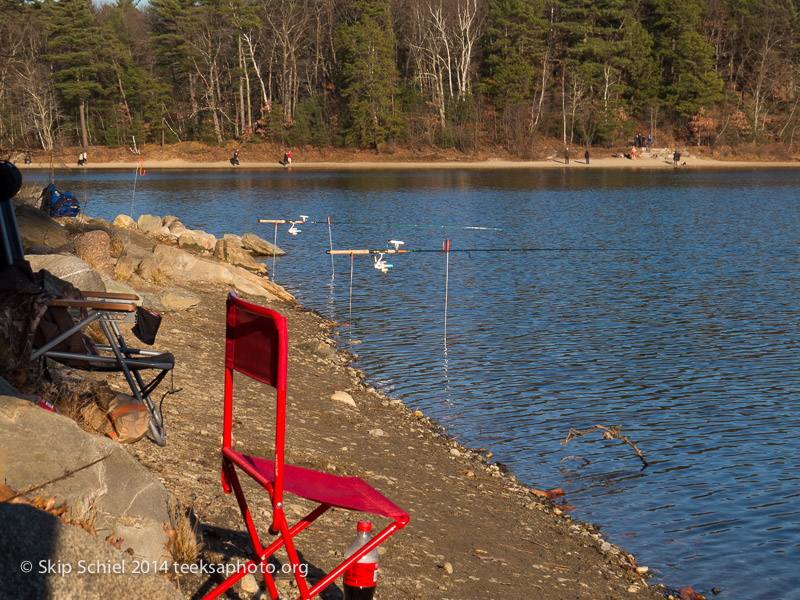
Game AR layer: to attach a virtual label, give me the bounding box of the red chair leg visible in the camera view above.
[223,463,280,598]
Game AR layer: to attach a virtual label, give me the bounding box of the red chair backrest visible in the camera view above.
[225,292,287,390]
[224,292,288,505]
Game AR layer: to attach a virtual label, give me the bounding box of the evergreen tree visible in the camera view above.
[481,0,547,110]
[555,0,635,142]
[42,0,108,147]
[645,0,724,119]
[148,0,195,138]
[335,0,403,148]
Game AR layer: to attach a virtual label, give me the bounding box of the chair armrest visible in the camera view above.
[79,291,140,301]
[50,298,137,312]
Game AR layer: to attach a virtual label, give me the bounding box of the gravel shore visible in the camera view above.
[115,273,669,600]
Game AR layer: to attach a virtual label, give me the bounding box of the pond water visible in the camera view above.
[24,166,800,599]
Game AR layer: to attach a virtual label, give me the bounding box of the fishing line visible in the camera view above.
[328,246,645,255]
[130,159,145,218]
[310,220,501,231]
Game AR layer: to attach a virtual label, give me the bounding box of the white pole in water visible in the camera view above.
[272,222,278,280]
[327,216,335,280]
[444,238,450,345]
[348,252,354,346]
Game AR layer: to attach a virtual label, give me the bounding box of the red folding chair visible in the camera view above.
[204,292,408,600]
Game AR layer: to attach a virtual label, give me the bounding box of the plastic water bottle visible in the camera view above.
[343,521,378,600]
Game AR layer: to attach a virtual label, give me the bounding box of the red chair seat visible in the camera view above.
[223,448,407,521]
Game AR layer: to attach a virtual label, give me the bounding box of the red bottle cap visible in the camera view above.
[357,521,372,532]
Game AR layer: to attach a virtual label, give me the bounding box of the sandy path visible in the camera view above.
[19,155,800,172]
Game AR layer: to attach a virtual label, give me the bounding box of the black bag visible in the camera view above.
[132,306,162,345]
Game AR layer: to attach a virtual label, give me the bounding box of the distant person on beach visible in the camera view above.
[230,150,239,166]
[77,152,86,166]
[282,150,292,166]
[564,148,569,165]
[584,150,590,165]
[24,152,31,165]
[673,150,680,166]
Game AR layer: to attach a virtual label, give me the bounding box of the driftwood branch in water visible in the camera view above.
[561,425,649,467]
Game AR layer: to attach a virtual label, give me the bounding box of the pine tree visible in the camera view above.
[42,0,108,147]
[335,0,403,149]
[99,0,169,146]
[482,0,547,109]
[645,0,724,119]
[148,0,196,137]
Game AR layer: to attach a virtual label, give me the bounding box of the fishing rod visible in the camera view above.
[327,245,643,255]
[258,215,309,280]
[312,220,501,231]
[258,215,309,236]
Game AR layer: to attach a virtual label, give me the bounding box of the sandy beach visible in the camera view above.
[17,153,800,172]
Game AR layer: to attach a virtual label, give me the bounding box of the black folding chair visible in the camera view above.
[31,292,173,446]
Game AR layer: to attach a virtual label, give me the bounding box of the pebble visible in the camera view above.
[628,585,640,593]
[636,566,649,574]
[331,390,356,407]
[240,573,260,594]
[449,448,461,457]
[443,562,453,574]
[413,410,424,418]
[369,429,385,437]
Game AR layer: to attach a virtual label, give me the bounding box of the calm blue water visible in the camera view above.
[23,167,800,599]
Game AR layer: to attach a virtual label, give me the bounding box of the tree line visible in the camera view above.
[1,0,798,155]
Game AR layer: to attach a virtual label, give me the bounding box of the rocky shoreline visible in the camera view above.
[2,195,680,599]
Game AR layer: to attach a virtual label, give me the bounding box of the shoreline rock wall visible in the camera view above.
[15,202,295,306]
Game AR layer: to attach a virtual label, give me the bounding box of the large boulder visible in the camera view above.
[241,232,285,257]
[214,238,267,275]
[150,244,293,302]
[112,214,135,229]
[137,214,170,238]
[26,254,105,292]
[152,244,233,283]
[73,230,114,277]
[99,275,142,304]
[0,396,177,566]
[15,204,70,250]
[139,289,201,313]
[167,220,187,237]
[177,230,217,253]
[62,217,157,254]
[0,503,185,600]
